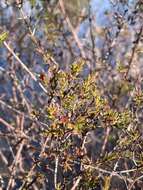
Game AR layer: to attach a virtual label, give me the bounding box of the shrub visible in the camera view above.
[0,0,143,189]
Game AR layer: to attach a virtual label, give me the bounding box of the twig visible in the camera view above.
[20,137,49,190]
[129,174,143,190]
[124,26,143,79]
[101,127,111,155]
[58,0,87,61]
[3,41,48,94]
[0,150,8,165]
[0,99,49,129]
[71,176,82,190]
[54,156,59,189]
[7,139,25,190]
[19,8,59,68]
[85,164,143,175]
[0,117,15,131]
[88,5,96,69]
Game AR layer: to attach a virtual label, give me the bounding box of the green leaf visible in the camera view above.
[0,32,8,46]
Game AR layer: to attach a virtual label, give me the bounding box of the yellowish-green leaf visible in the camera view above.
[103,176,111,190]
[0,32,8,46]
